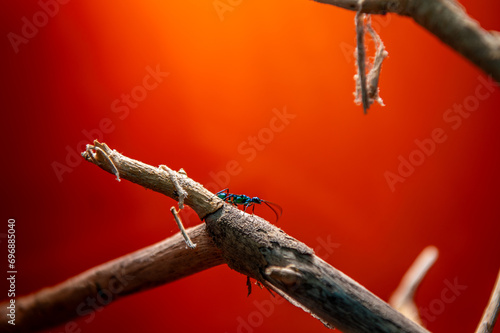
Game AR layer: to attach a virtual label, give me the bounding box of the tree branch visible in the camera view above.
[81,141,222,219]
[0,223,223,332]
[206,207,429,332]
[315,0,500,82]
[475,269,500,333]
[0,141,431,332]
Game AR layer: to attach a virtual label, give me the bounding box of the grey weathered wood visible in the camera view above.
[206,206,429,333]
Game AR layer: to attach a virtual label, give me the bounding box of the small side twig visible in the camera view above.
[475,269,500,333]
[170,207,197,249]
[355,0,369,113]
[354,0,388,113]
[365,15,388,105]
[389,246,439,324]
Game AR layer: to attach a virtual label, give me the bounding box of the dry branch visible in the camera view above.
[0,223,223,332]
[206,206,429,333]
[315,0,500,82]
[0,140,431,333]
[475,269,500,333]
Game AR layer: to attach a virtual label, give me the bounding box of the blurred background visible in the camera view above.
[2,0,499,332]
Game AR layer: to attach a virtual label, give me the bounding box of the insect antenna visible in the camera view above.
[262,200,283,222]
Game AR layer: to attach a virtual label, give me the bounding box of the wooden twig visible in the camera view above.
[355,2,370,113]
[389,246,439,324]
[0,224,223,332]
[475,269,500,333]
[170,206,197,248]
[0,140,432,332]
[314,0,500,82]
[354,7,388,113]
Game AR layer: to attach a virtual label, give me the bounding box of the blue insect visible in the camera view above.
[216,188,283,222]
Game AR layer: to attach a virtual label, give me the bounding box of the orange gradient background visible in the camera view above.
[2,1,500,332]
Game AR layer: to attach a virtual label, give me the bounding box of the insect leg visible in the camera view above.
[262,200,283,222]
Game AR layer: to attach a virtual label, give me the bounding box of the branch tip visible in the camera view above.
[389,246,438,324]
[84,143,121,182]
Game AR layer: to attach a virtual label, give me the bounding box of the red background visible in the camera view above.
[2,1,500,332]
